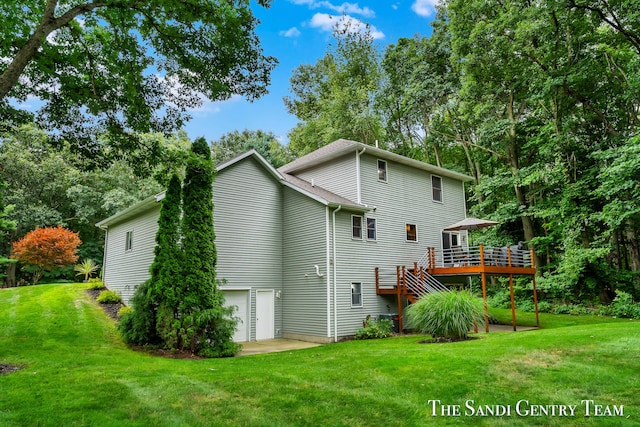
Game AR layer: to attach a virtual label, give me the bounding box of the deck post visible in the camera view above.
[396,266,403,333]
[507,247,512,267]
[481,272,489,333]
[479,244,485,266]
[530,248,539,327]
[429,247,435,270]
[375,267,379,294]
[532,273,540,327]
[509,274,516,331]
[419,266,424,284]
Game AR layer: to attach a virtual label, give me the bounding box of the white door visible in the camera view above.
[255,290,275,340]
[224,290,249,342]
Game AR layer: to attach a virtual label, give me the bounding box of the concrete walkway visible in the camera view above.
[237,325,537,356]
[238,339,322,356]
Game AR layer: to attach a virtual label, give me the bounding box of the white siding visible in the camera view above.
[102,205,160,305]
[295,153,358,202]
[214,157,283,341]
[282,187,329,340]
[331,153,468,336]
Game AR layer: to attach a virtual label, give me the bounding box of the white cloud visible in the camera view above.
[290,0,374,18]
[309,13,384,39]
[411,0,438,17]
[279,27,302,38]
[191,95,242,115]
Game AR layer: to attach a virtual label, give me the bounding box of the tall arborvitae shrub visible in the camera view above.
[120,174,182,347]
[178,137,238,357]
[149,174,184,347]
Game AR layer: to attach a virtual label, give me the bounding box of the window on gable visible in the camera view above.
[406,223,417,242]
[125,231,133,251]
[351,282,363,307]
[377,160,387,182]
[432,175,443,202]
[352,215,363,239]
[366,218,377,241]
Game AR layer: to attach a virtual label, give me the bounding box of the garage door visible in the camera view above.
[223,290,249,342]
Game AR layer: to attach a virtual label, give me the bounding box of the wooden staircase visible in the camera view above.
[375,263,449,303]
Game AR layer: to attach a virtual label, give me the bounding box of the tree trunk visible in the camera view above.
[5,263,16,287]
[506,90,541,268]
[625,223,640,291]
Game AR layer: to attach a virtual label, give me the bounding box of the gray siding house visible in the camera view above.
[97,139,472,343]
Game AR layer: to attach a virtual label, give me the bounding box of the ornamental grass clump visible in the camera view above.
[406,290,484,340]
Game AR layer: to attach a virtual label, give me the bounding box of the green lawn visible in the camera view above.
[1,284,639,426]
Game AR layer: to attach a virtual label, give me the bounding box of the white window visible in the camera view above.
[406,223,417,242]
[366,218,377,241]
[352,215,363,239]
[377,160,387,182]
[432,175,443,202]
[125,231,133,251]
[351,282,363,307]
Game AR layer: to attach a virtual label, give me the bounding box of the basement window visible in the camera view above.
[351,282,363,307]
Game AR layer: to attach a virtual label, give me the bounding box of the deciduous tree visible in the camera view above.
[0,0,276,162]
[11,225,80,284]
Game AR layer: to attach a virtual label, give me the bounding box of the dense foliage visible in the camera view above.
[11,225,80,284]
[211,129,294,168]
[0,0,276,164]
[406,291,485,340]
[0,124,180,286]
[287,3,640,303]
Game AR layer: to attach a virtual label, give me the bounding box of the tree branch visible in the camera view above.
[0,1,108,100]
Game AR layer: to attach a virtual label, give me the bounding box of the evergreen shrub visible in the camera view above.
[96,290,122,304]
[119,280,160,346]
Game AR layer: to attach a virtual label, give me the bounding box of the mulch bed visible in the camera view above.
[418,336,480,344]
[86,288,123,321]
[85,289,200,359]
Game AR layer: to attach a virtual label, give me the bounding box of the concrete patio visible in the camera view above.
[238,339,322,356]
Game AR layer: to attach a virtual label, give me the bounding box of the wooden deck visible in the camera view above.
[375,244,539,333]
[424,245,536,277]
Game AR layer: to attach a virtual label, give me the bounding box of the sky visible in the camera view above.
[182,0,438,144]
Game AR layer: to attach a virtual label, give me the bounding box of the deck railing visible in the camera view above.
[422,244,534,270]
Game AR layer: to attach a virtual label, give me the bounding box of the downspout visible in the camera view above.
[355,147,366,204]
[99,225,108,282]
[332,205,342,343]
[325,207,331,339]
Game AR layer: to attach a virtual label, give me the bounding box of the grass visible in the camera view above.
[1,284,639,426]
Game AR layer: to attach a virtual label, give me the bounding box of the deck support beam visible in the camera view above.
[509,274,516,331]
[396,266,403,333]
[532,273,540,327]
[481,272,489,333]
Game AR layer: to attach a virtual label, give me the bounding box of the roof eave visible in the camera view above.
[95,192,163,229]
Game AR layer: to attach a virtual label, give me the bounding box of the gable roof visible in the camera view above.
[96,149,367,228]
[221,150,365,210]
[279,139,473,182]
